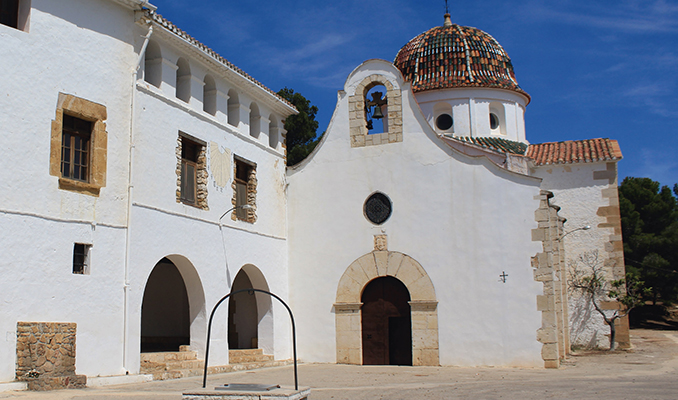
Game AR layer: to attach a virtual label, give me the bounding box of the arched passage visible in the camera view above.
[228,265,274,354]
[334,251,439,366]
[141,258,189,352]
[140,256,206,354]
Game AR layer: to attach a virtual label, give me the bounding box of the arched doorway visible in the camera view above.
[228,265,273,352]
[361,276,412,365]
[140,258,190,352]
[334,251,439,366]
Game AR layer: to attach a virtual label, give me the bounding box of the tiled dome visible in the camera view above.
[394,14,529,99]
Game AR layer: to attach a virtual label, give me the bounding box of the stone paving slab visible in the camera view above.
[1,329,678,400]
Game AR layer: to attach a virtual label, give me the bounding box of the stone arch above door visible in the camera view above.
[334,251,439,366]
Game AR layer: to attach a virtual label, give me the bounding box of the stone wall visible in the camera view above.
[16,322,86,390]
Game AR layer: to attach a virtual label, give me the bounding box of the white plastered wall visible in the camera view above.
[0,0,137,381]
[415,88,528,143]
[127,53,291,371]
[288,60,544,367]
[532,162,619,348]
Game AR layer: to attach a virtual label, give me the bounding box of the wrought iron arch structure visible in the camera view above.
[202,288,298,390]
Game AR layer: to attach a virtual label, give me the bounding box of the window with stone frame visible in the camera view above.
[231,157,257,223]
[50,93,108,196]
[176,134,208,210]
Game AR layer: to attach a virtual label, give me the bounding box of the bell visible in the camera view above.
[372,105,384,119]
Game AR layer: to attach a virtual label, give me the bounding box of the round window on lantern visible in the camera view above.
[490,113,500,130]
[364,192,392,225]
[436,113,453,131]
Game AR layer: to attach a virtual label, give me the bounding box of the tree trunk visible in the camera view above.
[608,317,617,351]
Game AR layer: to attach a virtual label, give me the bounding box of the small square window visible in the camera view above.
[72,243,91,275]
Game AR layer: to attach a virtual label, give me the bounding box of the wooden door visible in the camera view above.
[361,277,412,365]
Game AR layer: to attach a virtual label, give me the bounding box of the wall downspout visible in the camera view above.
[123,17,153,374]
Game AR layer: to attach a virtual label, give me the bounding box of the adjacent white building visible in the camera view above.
[0,1,626,389]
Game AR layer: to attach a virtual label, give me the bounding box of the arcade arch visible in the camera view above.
[140,256,206,354]
[228,265,274,354]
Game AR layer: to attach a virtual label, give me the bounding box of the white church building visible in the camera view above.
[0,0,626,389]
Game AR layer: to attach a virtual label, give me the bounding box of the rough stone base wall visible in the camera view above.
[26,375,87,391]
[16,322,86,390]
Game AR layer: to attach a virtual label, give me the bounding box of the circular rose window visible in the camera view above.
[364,192,392,225]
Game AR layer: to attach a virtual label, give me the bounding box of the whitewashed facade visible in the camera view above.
[0,1,626,388]
[0,0,295,385]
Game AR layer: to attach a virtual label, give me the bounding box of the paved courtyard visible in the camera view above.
[2,329,678,400]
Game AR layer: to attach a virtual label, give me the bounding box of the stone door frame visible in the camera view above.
[334,251,439,366]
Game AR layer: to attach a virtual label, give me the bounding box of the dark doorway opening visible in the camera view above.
[228,269,258,349]
[140,258,190,352]
[361,276,412,365]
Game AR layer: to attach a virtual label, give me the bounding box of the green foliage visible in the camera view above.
[277,87,322,166]
[619,177,678,304]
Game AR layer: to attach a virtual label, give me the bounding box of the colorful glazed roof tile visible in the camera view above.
[394,14,529,101]
[147,11,295,111]
[449,135,528,155]
[526,138,623,166]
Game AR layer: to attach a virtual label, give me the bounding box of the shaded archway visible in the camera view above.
[141,258,190,352]
[361,276,412,365]
[334,251,439,366]
[228,265,273,353]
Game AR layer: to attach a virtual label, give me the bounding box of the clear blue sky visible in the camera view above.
[149,0,678,188]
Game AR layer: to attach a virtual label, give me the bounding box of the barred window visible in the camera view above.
[61,115,92,182]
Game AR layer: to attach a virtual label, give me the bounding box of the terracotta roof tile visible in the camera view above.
[526,138,623,166]
[394,23,529,101]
